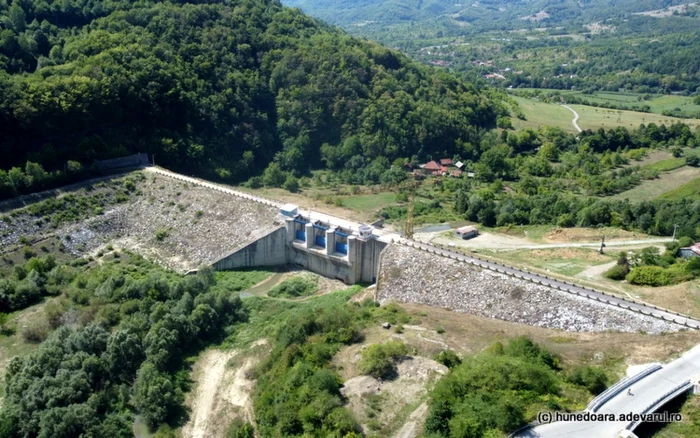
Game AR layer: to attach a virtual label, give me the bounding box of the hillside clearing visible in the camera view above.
[511,95,700,132]
[657,177,700,201]
[610,167,700,201]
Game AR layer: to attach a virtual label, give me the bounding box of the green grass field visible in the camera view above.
[479,247,613,277]
[571,104,700,131]
[611,167,700,201]
[640,157,686,172]
[513,89,700,118]
[657,177,700,201]
[510,96,578,132]
[511,96,700,132]
[341,192,398,212]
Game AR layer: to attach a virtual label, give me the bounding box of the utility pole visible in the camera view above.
[405,192,414,240]
[598,235,606,255]
[672,224,680,242]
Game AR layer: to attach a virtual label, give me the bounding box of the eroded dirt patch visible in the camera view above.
[341,356,447,437]
[182,340,269,438]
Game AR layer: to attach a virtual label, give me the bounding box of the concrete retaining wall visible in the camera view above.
[290,246,353,283]
[212,227,287,270]
[356,238,387,283]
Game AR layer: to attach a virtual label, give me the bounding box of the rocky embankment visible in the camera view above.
[1,172,280,272]
[377,244,681,334]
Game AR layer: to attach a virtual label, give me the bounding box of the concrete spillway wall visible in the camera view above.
[212,227,287,270]
[211,218,387,284]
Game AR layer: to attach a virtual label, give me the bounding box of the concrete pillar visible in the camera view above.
[347,235,359,283]
[305,223,314,249]
[691,375,700,394]
[347,235,357,262]
[285,218,295,243]
[325,229,336,256]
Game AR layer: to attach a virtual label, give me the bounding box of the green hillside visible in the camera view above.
[283,0,700,95]
[0,0,497,185]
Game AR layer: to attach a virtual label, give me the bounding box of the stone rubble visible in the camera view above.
[377,244,681,334]
[1,173,280,272]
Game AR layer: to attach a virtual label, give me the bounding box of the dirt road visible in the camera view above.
[429,232,672,251]
[562,104,582,132]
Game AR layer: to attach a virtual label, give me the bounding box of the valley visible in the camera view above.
[1,0,700,437]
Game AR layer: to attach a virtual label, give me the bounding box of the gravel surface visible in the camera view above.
[1,173,280,272]
[377,244,681,334]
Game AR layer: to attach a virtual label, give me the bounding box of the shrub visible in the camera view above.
[283,175,300,193]
[626,266,672,286]
[22,321,49,343]
[496,116,513,130]
[227,420,254,438]
[604,264,629,280]
[359,340,408,379]
[567,365,608,395]
[155,228,169,242]
[435,350,462,369]
[22,246,36,259]
[268,276,317,298]
[436,327,445,334]
[686,153,700,167]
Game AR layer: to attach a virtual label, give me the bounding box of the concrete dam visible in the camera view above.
[212,209,388,285]
[148,167,700,333]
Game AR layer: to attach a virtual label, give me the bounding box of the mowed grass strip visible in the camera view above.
[342,192,397,212]
[513,89,700,117]
[510,96,578,132]
[641,157,686,172]
[657,177,700,201]
[611,167,700,201]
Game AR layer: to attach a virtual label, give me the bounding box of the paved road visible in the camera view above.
[562,104,583,133]
[517,345,700,438]
[146,166,700,329]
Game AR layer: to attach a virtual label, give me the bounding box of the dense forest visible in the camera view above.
[0,0,497,185]
[0,253,248,436]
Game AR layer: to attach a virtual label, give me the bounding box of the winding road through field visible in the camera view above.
[562,104,583,132]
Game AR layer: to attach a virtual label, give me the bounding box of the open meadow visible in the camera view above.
[511,95,700,132]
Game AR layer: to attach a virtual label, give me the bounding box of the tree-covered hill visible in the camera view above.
[0,0,497,183]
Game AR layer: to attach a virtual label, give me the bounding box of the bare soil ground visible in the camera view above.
[544,227,651,243]
[632,3,696,17]
[182,340,269,438]
[341,355,447,437]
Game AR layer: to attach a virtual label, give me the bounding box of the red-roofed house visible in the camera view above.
[423,161,441,175]
[440,158,453,166]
